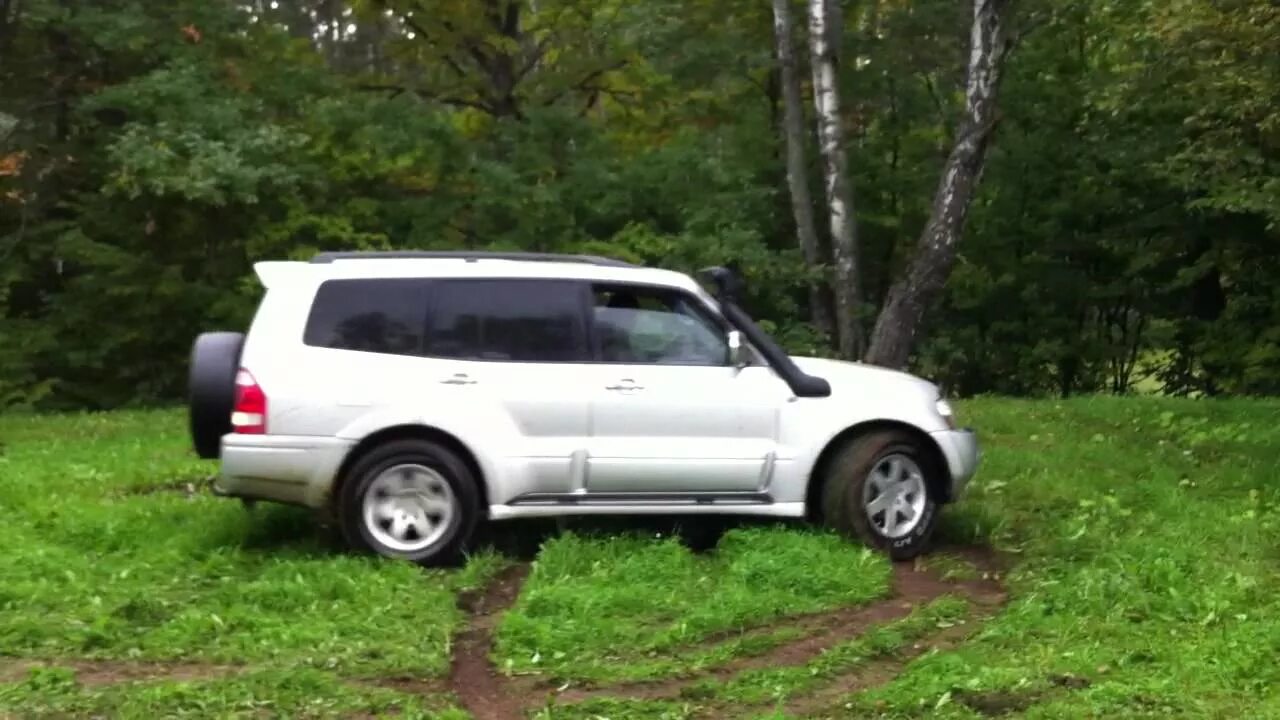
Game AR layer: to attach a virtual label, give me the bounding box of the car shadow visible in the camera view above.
[223,501,996,567]
[469,514,813,561]
[215,504,724,562]
[225,503,348,557]
[223,505,746,562]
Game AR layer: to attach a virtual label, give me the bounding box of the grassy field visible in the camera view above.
[1,396,1279,718]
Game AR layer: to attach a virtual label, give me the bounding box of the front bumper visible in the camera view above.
[214,434,354,509]
[930,427,980,501]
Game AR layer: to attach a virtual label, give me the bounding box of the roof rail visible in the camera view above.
[309,250,637,268]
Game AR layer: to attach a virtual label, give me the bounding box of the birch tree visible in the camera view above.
[864,0,1015,369]
[807,0,863,358]
[772,0,831,339]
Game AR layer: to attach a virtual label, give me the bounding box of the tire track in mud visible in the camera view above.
[782,601,1006,719]
[0,546,1010,720]
[0,658,241,687]
[542,546,1008,707]
[448,563,531,720]
[441,545,1009,718]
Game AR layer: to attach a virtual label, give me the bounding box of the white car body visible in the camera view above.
[214,254,979,521]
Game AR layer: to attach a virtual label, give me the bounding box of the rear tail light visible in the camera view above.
[231,369,267,434]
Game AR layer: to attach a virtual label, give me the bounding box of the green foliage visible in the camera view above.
[1,0,1278,404]
[919,0,1280,397]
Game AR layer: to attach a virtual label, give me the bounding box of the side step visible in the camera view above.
[508,492,774,507]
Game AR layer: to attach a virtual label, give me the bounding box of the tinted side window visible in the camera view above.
[591,284,729,365]
[303,279,428,355]
[425,280,588,362]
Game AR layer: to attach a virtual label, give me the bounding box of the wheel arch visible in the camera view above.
[805,420,951,522]
[331,424,490,512]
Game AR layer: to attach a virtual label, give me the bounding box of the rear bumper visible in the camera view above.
[214,434,354,509]
[930,427,980,501]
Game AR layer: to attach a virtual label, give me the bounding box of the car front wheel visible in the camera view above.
[820,430,942,560]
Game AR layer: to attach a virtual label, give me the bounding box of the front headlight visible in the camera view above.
[935,398,957,429]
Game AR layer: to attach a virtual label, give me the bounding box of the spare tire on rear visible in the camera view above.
[188,331,245,459]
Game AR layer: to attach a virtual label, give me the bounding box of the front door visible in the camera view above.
[582,283,787,494]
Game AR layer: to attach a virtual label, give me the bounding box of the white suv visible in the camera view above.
[188,251,978,563]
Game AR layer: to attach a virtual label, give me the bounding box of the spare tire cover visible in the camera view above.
[188,331,245,459]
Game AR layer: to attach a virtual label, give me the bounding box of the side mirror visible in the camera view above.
[727,330,747,368]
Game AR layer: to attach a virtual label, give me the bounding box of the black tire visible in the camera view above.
[673,516,730,554]
[188,331,245,460]
[820,430,941,560]
[338,439,481,566]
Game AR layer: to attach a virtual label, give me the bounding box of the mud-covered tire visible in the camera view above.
[188,331,245,460]
[338,439,481,567]
[820,430,942,560]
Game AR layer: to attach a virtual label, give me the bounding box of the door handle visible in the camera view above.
[440,373,477,385]
[605,379,643,392]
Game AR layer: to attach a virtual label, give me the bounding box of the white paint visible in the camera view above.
[213,256,978,519]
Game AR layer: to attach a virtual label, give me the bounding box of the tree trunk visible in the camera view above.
[0,0,19,52]
[807,0,863,359]
[864,0,1013,369]
[773,0,833,340]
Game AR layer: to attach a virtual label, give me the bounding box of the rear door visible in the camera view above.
[581,283,788,494]
[420,278,594,500]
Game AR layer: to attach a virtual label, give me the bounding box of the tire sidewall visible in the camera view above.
[188,331,245,459]
[339,440,480,566]
[829,434,941,561]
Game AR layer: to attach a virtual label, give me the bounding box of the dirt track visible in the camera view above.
[447,545,1010,719]
[0,546,1011,719]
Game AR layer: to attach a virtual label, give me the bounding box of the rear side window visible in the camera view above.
[303,279,429,355]
[425,280,587,362]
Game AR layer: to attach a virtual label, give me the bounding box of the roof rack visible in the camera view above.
[309,250,637,268]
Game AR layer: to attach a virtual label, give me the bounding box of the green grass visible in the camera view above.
[0,410,504,679]
[685,595,972,707]
[4,396,1280,718]
[830,396,1280,719]
[531,597,972,719]
[494,526,892,683]
[0,665,466,719]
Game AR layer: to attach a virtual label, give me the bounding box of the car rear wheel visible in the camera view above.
[188,331,245,459]
[338,439,480,566]
[820,430,941,560]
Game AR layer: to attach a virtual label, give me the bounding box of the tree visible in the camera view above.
[772,0,831,339]
[356,0,636,120]
[4,0,1280,406]
[807,0,863,358]
[865,0,1015,369]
